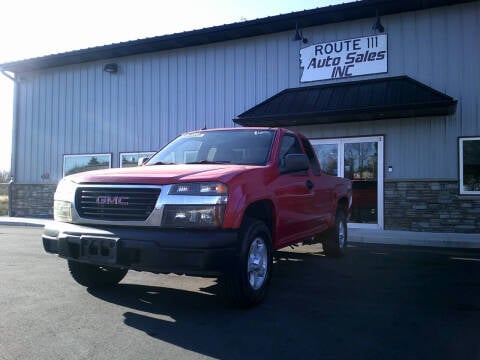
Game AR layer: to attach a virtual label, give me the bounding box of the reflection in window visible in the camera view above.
[344,142,378,180]
[63,154,111,176]
[460,137,480,194]
[301,138,321,175]
[313,144,338,176]
[344,142,378,224]
[120,152,155,168]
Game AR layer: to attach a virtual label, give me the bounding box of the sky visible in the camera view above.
[0,0,351,172]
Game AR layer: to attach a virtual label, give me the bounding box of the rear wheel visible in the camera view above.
[323,209,347,257]
[220,218,273,307]
[68,260,128,288]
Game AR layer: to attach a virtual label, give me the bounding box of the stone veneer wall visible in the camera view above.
[385,181,480,233]
[7,181,480,233]
[10,184,56,218]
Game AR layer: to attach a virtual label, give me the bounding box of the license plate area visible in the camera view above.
[79,236,119,265]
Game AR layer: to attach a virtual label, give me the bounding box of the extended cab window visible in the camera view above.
[301,138,321,176]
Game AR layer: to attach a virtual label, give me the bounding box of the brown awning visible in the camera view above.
[234,76,457,127]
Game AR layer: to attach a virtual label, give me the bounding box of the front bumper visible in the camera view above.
[42,222,239,276]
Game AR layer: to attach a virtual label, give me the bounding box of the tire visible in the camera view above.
[68,260,128,288]
[323,209,347,257]
[220,218,273,308]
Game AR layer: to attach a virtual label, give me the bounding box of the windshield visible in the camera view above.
[147,129,275,166]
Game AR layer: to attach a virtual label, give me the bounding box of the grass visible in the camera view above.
[0,195,7,216]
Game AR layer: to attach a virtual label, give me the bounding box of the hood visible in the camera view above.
[67,164,259,185]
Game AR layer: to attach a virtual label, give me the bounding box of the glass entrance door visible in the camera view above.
[311,136,384,229]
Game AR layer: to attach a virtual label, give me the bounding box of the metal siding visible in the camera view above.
[50,72,60,178]
[17,81,28,181]
[244,42,257,112]
[44,73,53,179]
[297,2,479,180]
[277,36,290,93]
[224,45,236,128]
[460,6,480,135]
[150,57,161,151]
[159,56,169,146]
[233,43,245,117]
[57,72,66,166]
[36,76,45,181]
[31,77,40,181]
[12,2,480,183]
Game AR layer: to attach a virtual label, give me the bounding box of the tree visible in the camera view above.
[0,170,10,183]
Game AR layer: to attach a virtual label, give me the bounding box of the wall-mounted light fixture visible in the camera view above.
[292,22,308,44]
[103,63,118,73]
[372,10,385,34]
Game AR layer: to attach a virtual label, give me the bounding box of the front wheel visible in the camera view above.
[323,209,347,257]
[220,218,273,308]
[68,260,128,288]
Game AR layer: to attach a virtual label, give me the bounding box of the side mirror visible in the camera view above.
[137,157,150,166]
[281,154,309,173]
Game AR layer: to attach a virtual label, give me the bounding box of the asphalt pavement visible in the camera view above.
[1,225,479,359]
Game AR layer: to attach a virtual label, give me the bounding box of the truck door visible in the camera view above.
[274,134,317,246]
[300,137,333,232]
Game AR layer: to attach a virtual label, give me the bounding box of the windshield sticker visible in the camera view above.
[183,133,205,138]
[254,131,271,136]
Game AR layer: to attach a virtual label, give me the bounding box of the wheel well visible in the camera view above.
[337,197,349,215]
[242,200,274,236]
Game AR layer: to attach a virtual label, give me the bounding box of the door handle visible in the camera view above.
[306,180,314,190]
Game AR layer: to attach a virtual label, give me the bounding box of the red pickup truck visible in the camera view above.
[43,128,352,307]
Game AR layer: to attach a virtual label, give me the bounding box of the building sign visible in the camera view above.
[300,34,387,82]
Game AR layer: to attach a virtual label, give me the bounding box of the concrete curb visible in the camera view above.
[350,229,480,248]
[0,217,50,228]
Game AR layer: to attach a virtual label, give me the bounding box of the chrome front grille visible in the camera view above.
[75,186,161,221]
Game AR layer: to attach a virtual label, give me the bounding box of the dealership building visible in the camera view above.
[1,0,479,233]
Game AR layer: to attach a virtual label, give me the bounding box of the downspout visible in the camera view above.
[1,70,18,217]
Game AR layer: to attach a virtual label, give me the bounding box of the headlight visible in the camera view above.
[54,178,77,222]
[54,178,77,202]
[169,182,228,196]
[54,200,73,222]
[162,204,225,228]
[163,182,228,228]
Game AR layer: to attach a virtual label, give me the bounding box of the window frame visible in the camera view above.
[459,136,480,195]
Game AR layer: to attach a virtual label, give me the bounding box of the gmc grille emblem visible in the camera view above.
[96,196,129,206]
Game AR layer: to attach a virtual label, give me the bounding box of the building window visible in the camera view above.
[120,152,155,168]
[63,153,111,177]
[459,137,480,194]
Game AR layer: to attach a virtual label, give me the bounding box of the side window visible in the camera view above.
[278,134,305,171]
[301,138,321,176]
[279,135,303,160]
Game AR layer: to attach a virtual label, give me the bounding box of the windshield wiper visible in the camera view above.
[186,160,231,164]
[149,161,176,165]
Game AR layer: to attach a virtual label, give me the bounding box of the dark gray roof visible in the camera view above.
[0,0,475,73]
[234,76,457,126]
